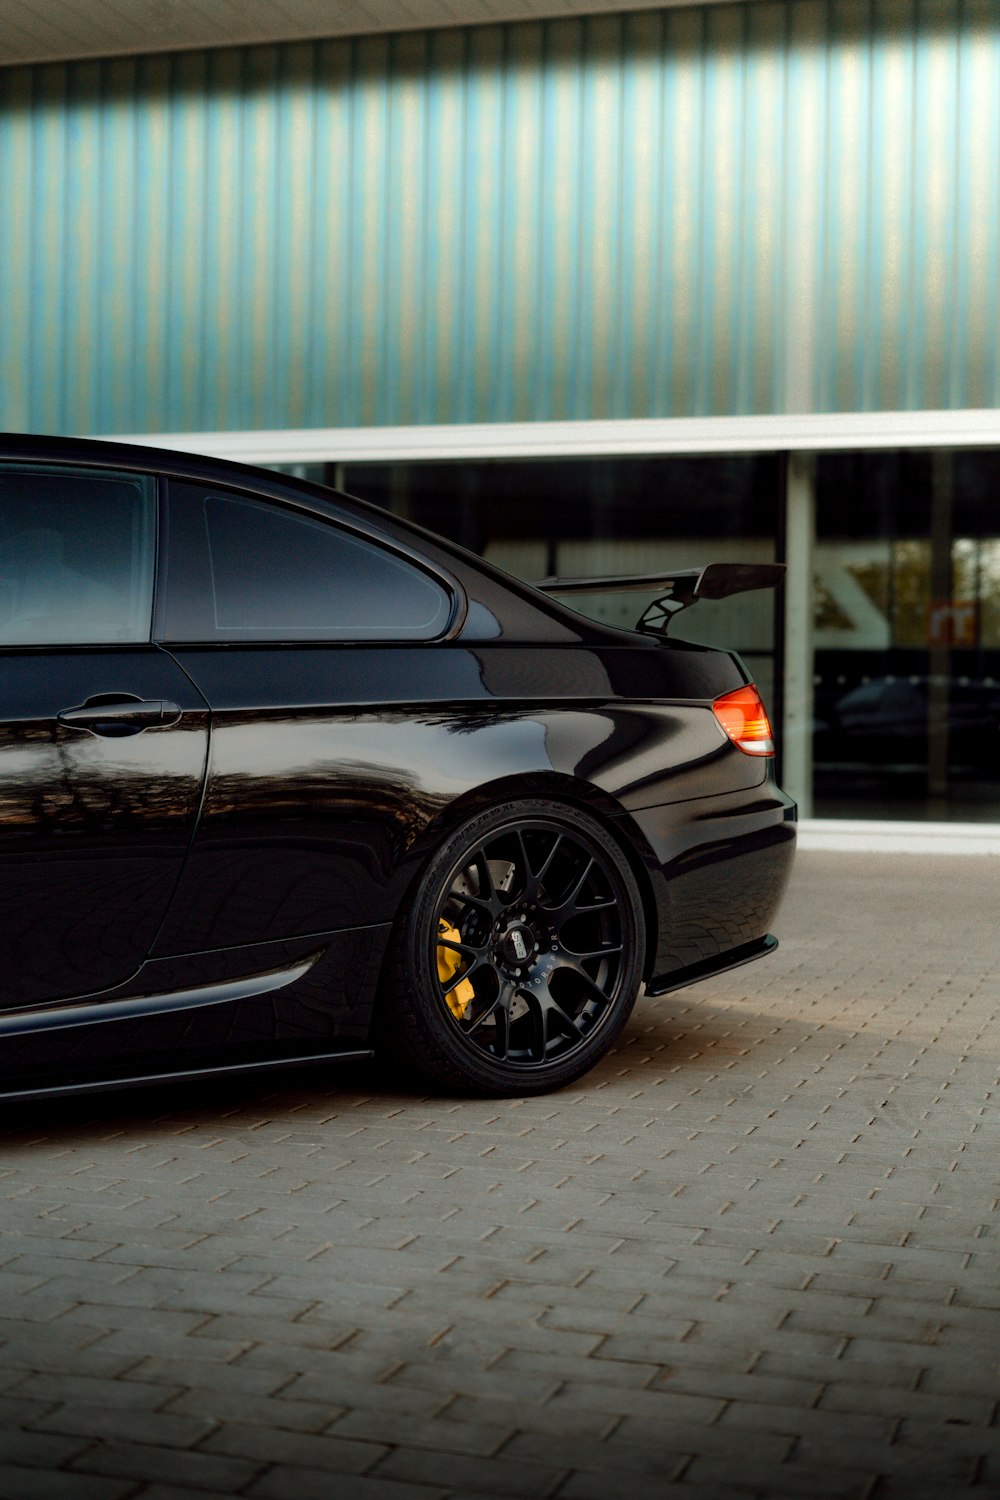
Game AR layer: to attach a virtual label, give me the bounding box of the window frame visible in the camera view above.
[153,477,464,646]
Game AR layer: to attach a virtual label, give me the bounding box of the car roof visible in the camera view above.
[0,431,333,492]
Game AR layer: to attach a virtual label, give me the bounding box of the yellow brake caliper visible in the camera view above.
[437,919,476,1019]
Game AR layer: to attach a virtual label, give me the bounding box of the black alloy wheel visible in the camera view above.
[377,799,646,1095]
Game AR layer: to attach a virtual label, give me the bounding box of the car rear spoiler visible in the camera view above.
[534,562,786,638]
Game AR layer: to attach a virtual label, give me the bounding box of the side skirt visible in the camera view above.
[0,951,323,1038]
[0,1045,376,1103]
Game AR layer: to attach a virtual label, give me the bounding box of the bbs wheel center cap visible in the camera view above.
[499,923,534,967]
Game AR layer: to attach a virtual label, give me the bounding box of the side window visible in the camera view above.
[160,484,453,642]
[0,466,155,646]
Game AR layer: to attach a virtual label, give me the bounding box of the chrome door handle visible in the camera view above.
[57,697,182,736]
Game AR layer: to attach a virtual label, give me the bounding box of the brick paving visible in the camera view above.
[0,849,998,1500]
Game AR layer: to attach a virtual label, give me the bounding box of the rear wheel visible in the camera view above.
[377,798,646,1096]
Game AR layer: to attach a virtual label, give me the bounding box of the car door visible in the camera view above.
[150,477,461,955]
[0,463,210,1007]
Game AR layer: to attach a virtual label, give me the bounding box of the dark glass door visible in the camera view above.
[813,450,1000,820]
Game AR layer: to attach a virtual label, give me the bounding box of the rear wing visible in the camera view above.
[534,562,785,639]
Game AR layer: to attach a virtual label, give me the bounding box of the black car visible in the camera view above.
[0,435,795,1100]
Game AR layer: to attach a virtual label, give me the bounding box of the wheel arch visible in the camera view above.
[397,770,666,984]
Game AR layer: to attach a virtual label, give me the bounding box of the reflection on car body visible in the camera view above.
[0,435,795,1100]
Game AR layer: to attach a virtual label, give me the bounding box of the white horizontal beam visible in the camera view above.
[99,409,1000,465]
[797,820,1000,855]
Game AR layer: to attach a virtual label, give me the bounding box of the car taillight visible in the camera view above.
[712,684,775,756]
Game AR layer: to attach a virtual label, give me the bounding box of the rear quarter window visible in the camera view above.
[159,484,454,642]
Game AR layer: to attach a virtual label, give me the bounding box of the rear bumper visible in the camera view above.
[626,781,796,984]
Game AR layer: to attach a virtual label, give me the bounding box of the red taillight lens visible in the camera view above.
[712,685,775,756]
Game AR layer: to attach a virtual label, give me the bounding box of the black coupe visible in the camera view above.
[0,436,795,1100]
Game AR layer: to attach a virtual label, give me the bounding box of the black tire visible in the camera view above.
[376,798,646,1096]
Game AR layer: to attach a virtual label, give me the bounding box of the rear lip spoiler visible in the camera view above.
[534,562,786,637]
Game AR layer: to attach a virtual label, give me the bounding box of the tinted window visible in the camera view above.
[0,466,155,646]
[161,485,452,642]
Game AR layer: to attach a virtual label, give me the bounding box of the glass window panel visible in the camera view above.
[196,492,451,641]
[0,466,154,646]
[814,449,1000,821]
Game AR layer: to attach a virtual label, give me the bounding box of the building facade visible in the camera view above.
[2,0,999,828]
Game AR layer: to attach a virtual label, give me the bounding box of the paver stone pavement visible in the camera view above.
[0,849,997,1499]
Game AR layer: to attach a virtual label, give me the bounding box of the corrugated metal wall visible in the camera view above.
[0,1,997,435]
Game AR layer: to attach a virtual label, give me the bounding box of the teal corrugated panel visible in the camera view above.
[134,54,171,425]
[866,2,913,409]
[621,11,662,417]
[538,19,584,420]
[34,65,69,430]
[0,0,997,434]
[742,3,786,413]
[664,6,707,414]
[955,0,999,407]
[0,67,34,430]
